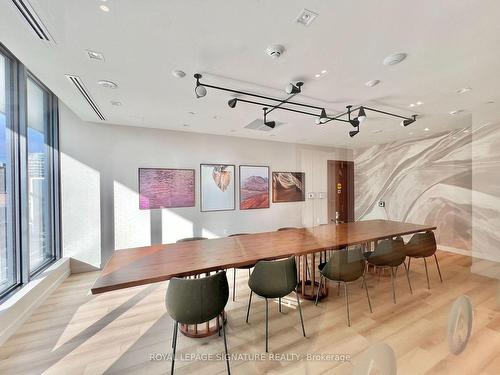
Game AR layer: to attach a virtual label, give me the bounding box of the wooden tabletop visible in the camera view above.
[91,220,436,294]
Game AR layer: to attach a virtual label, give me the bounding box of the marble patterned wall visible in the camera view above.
[354,127,473,252]
[355,121,500,261]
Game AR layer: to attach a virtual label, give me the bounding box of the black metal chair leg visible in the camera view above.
[171,322,178,375]
[390,267,396,304]
[279,297,282,313]
[344,282,351,326]
[315,276,323,306]
[232,268,236,302]
[171,321,176,348]
[424,257,430,290]
[246,291,253,323]
[362,275,373,313]
[434,254,443,282]
[295,290,306,337]
[220,314,231,374]
[265,298,269,353]
[403,261,413,294]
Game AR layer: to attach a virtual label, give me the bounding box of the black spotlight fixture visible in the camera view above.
[319,108,328,124]
[402,114,417,126]
[285,81,303,95]
[194,73,207,98]
[347,105,360,127]
[263,107,276,128]
[357,106,367,123]
[349,127,360,137]
[227,98,237,108]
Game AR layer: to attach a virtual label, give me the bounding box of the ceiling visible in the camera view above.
[1,0,498,148]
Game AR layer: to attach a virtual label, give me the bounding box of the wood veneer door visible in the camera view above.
[327,160,354,223]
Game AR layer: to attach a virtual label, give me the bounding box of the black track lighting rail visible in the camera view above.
[194,73,418,135]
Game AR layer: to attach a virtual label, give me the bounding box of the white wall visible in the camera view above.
[59,104,352,272]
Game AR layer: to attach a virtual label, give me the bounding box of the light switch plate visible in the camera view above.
[307,192,315,199]
[318,192,326,199]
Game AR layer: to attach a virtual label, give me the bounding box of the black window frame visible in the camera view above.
[0,42,61,301]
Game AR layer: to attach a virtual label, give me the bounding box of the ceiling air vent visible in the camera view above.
[244,119,284,132]
[65,75,106,121]
[11,0,55,43]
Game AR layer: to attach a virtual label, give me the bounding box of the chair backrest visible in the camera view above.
[277,227,299,231]
[369,237,406,267]
[176,236,208,243]
[165,271,229,324]
[406,231,437,257]
[248,257,297,298]
[320,246,365,282]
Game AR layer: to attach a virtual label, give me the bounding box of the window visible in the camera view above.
[0,43,60,300]
[0,51,16,296]
[27,78,55,272]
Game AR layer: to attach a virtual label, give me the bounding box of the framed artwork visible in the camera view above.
[272,172,305,203]
[138,168,195,209]
[239,165,270,210]
[200,164,236,212]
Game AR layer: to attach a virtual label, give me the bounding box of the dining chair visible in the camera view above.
[166,271,230,375]
[315,246,372,326]
[366,237,412,304]
[405,231,442,289]
[228,233,253,301]
[246,256,306,352]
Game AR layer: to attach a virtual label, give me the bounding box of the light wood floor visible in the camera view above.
[1,251,500,375]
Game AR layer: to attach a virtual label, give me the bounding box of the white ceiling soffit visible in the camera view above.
[0,0,497,148]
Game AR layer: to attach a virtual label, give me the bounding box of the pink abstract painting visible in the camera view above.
[139,168,195,209]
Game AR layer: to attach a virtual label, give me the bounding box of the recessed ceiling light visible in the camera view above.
[449,109,463,115]
[456,87,471,94]
[409,103,415,108]
[383,52,407,66]
[99,4,110,12]
[111,101,122,106]
[97,80,118,89]
[86,50,104,61]
[372,129,383,134]
[172,70,186,78]
[416,101,423,106]
[314,74,321,78]
[296,9,318,26]
[424,127,430,131]
[365,79,380,87]
[321,70,327,74]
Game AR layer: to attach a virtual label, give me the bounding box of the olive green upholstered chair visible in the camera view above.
[176,236,208,242]
[367,237,412,304]
[315,246,372,326]
[405,231,442,289]
[166,271,230,374]
[246,256,306,352]
[228,233,254,301]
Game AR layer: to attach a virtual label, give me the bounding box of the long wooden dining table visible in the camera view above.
[91,219,436,337]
